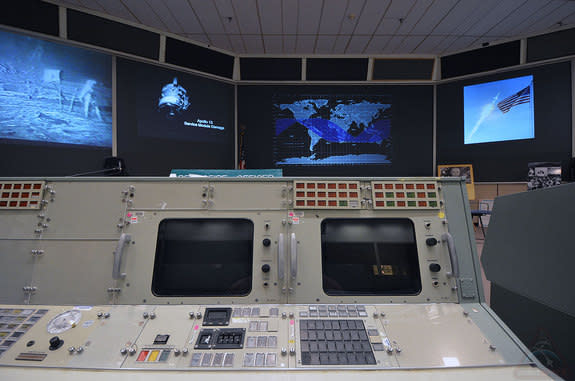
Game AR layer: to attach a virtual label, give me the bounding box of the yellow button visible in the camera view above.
[147,350,160,362]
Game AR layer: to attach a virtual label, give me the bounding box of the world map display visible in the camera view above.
[272,96,392,166]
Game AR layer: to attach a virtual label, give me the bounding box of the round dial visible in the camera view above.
[46,310,82,334]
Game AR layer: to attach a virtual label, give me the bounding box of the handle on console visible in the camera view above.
[441,232,459,279]
[278,233,286,293]
[112,233,131,280]
[290,233,297,280]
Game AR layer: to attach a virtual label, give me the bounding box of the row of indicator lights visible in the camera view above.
[375,200,438,208]
[0,184,43,190]
[374,192,437,199]
[136,349,171,362]
[295,183,358,190]
[373,183,436,190]
[1,192,41,198]
[296,200,353,207]
[0,201,39,208]
[296,191,360,198]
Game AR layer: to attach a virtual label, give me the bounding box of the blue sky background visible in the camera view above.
[464,75,534,145]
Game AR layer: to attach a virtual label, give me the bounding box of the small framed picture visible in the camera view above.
[438,164,475,200]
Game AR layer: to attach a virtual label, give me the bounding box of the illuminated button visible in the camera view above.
[318,200,326,206]
[417,192,426,198]
[418,201,428,207]
[428,192,437,198]
[406,184,414,189]
[159,350,170,362]
[429,201,438,207]
[307,200,315,206]
[147,350,160,362]
[385,184,393,189]
[21,192,29,198]
[328,192,336,198]
[407,192,415,198]
[338,183,347,189]
[416,184,425,189]
[339,201,348,207]
[9,201,17,207]
[395,184,404,189]
[318,192,326,197]
[349,184,358,189]
[223,353,234,367]
[374,184,383,189]
[23,184,31,189]
[246,336,256,348]
[385,192,394,198]
[13,184,21,189]
[328,183,336,189]
[375,192,383,198]
[328,200,337,206]
[386,201,395,207]
[33,184,42,189]
[0,201,8,207]
[408,201,416,207]
[349,192,358,197]
[427,184,435,189]
[306,183,315,189]
[4,184,11,189]
[307,192,315,197]
[376,201,385,207]
[19,201,27,207]
[296,183,304,189]
[255,353,265,367]
[266,353,277,366]
[201,353,213,367]
[318,183,326,189]
[339,192,347,197]
[296,191,304,197]
[296,200,305,206]
[396,192,405,198]
[11,192,19,198]
[397,201,406,207]
[212,352,224,367]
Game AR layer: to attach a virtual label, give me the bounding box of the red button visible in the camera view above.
[328,183,336,189]
[396,192,405,198]
[339,192,347,197]
[296,183,305,189]
[376,201,385,207]
[328,200,337,206]
[397,201,406,207]
[395,184,404,189]
[318,183,326,189]
[385,184,393,189]
[296,192,305,197]
[417,192,426,198]
[416,184,425,189]
[13,184,22,190]
[33,184,42,189]
[137,350,149,362]
[375,192,383,198]
[307,200,315,206]
[338,184,347,189]
[374,184,383,189]
[418,201,427,207]
[318,192,326,197]
[406,184,414,189]
[318,200,326,206]
[307,192,315,197]
[427,184,435,189]
[350,192,358,197]
[328,192,336,198]
[296,200,305,206]
[349,184,358,189]
[307,183,315,189]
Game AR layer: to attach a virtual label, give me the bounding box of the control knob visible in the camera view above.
[289,347,296,356]
[49,336,64,351]
[281,348,287,356]
[426,237,438,246]
[128,347,136,356]
[262,238,271,247]
[429,263,441,272]
[261,264,271,273]
[149,312,156,319]
[143,312,149,319]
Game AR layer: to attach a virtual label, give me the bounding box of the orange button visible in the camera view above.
[318,183,326,189]
[385,184,393,189]
[318,200,326,206]
[349,184,358,189]
[395,184,404,189]
[307,183,315,189]
[396,192,405,198]
[397,201,406,207]
[296,183,305,188]
[328,183,336,189]
[416,184,425,189]
[418,201,427,207]
[350,192,358,197]
[374,184,383,189]
[417,192,426,198]
[406,184,414,189]
[338,184,347,189]
[137,350,149,362]
[376,201,385,207]
[426,184,435,189]
[375,192,383,198]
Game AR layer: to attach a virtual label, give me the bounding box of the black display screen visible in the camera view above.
[152,219,253,297]
[321,218,421,296]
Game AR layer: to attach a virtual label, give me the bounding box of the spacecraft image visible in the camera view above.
[158,77,190,118]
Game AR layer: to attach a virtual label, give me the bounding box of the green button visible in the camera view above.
[386,201,395,207]
[385,192,394,198]
[159,350,170,362]
[429,201,438,207]
[427,192,437,198]
[339,201,348,207]
[408,201,416,207]
[407,192,415,198]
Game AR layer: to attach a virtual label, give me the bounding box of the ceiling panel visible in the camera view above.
[121,0,166,31]
[384,35,406,53]
[354,0,391,35]
[410,0,459,35]
[376,18,401,35]
[384,0,417,19]
[263,35,284,53]
[449,0,500,36]
[332,34,351,54]
[364,35,392,53]
[243,34,265,52]
[95,0,137,22]
[521,1,575,35]
[432,0,484,35]
[234,0,261,34]
[505,0,563,36]
[145,0,184,34]
[283,35,297,53]
[412,35,445,54]
[181,33,210,45]
[315,35,337,54]
[346,35,371,53]
[317,0,347,34]
[563,10,575,25]
[394,35,426,53]
[228,34,246,53]
[446,36,479,52]
[258,0,282,34]
[465,0,525,36]
[213,0,242,34]
[75,0,105,12]
[432,35,456,54]
[163,0,204,34]
[188,0,225,34]
[295,35,317,53]
[209,34,233,51]
[297,0,323,34]
[339,0,366,34]
[282,0,298,34]
[485,0,551,37]
[395,0,433,34]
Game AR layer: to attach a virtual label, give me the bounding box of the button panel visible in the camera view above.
[294,181,361,209]
[371,181,440,209]
[0,182,45,209]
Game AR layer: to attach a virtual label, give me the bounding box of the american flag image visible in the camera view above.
[497,84,531,113]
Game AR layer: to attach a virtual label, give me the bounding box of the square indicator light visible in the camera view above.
[407,192,415,198]
[396,192,405,198]
[21,193,29,198]
[376,201,385,207]
[386,201,395,207]
[417,192,426,198]
[11,193,19,198]
[318,192,326,197]
[147,350,160,362]
[19,201,27,207]
[137,350,149,362]
[318,183,326,189]
[427,184,435,189]
[418,201,428,207]
[328,192,336,198]
[385,192,394,198]
[416,184,425,189]
[328,183,336,189]
[9,201,17,207]
[339,192,347,197]
[296,183,304,189]
[0,201,7,207]
[374,184,383,189]
[349,184,358,189]
[408,201,416,207]
[23,184,31,190]
[406,184,414,189]
[328,200,337,206]
[375,192,383,198]
[13,184,21,190]
[428,192,437,198]
[33,184,42,189]
[1,193,8,198]
[307,200,315,206]
[385,184,394,189]
[318,200,326,206]
[397,201,406,207]
[307,192,315,197]
[395,184,404,189]
[429,201,438,207]
[4,185,12,189]
[339,201,348,207]
[307,183,315,189]
[350,192,358,198]
[338,184,347,189]
[296,192,304,197]
[296,200,305,206]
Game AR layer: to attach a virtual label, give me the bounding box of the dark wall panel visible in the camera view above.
[240,58,301,81]
[238,85,433,177]
[307,58,368,81]
[67,10,159,60]
[165,37,234,79]
[528,27,575,63]
[437,62,571,182]
[441,41,520,79]
[0,0,59,36]
[373,59,434,80]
